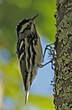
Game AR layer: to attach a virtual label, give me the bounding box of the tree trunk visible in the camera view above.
[54,0,72,110]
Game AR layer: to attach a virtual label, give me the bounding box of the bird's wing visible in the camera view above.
[33,36,43,66]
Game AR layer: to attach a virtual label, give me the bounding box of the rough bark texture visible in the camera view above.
[54,0,72,110]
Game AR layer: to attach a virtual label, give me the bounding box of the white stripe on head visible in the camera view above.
[20,23,29,33]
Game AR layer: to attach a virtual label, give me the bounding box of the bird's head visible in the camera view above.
[16,14,39,38]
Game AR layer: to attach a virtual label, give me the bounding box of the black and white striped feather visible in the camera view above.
[16,15,43,104]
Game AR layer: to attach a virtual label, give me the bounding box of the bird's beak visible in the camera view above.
[32,14,39,21]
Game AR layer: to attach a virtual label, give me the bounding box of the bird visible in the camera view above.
[16,14,43,104]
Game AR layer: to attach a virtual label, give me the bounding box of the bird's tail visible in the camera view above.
[25,90,29,104]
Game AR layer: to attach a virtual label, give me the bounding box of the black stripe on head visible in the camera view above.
[16,19,29,36]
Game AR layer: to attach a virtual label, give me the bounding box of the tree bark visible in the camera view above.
[54,0,72,110]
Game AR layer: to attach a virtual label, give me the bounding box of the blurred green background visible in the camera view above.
[0,0,56,110]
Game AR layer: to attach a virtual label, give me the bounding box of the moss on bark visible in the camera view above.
[54,0,72,110]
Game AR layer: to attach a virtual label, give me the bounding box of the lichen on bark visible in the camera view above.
[54,0,72,110]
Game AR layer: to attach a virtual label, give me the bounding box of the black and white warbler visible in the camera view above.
[16,14,51,104]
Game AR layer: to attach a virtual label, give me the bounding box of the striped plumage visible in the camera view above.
[16,15,43,104]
